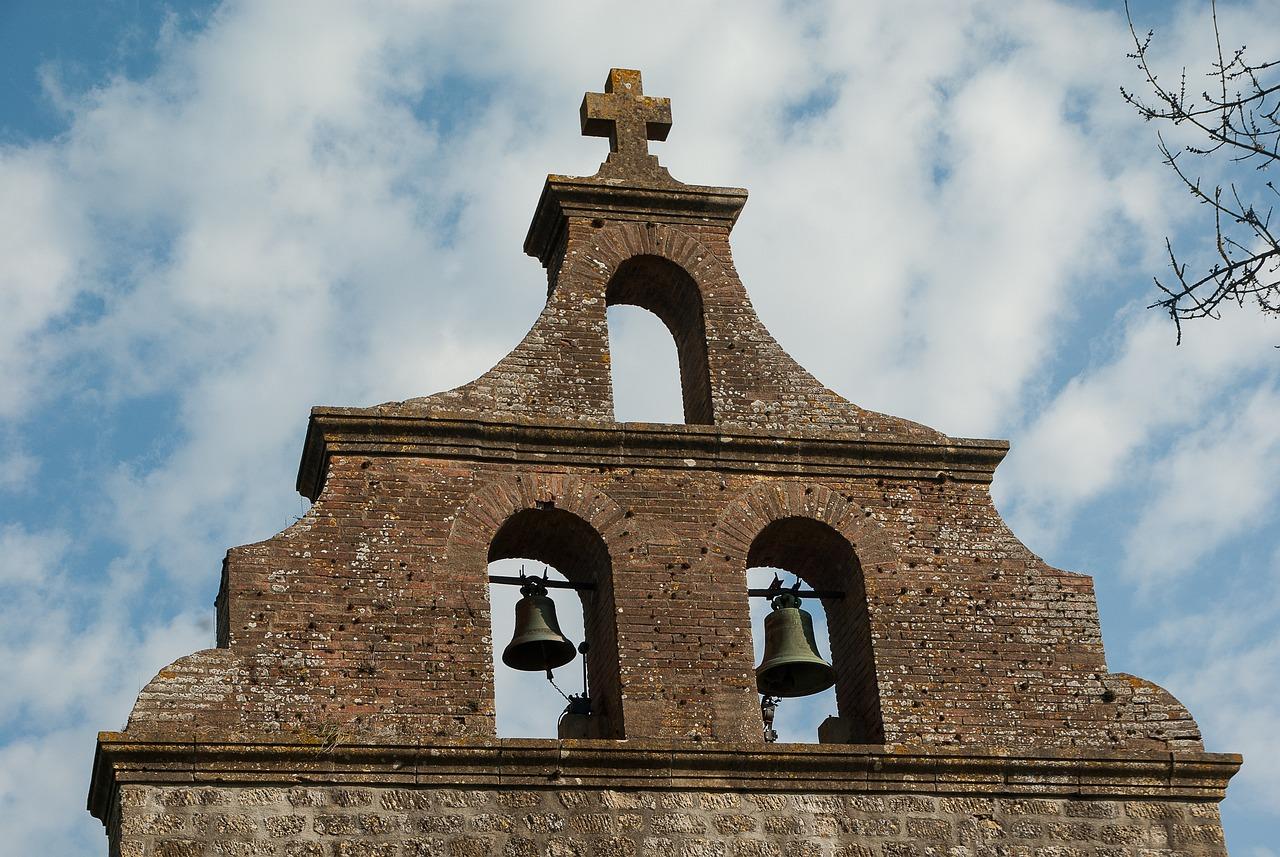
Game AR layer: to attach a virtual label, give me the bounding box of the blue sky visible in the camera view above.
[1,1,1278,854]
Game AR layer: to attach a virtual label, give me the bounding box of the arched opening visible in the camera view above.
[607,305,684,423]
[746,517,882,744]
[487,507,623,738]
[606,254,713,424]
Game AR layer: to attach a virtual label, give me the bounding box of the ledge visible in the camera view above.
[524,174,749,268]
[88,732,1241,824]
[295,408,1010,500]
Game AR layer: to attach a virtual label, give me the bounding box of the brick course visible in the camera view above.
[107,783,1231,857]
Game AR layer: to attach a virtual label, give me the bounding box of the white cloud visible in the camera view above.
[705,0,1191,439]
[1123,386,1280,583]
[0,524,68,586]
[1,0,1278,852]
[0,524,207,852]
[0,726,104,854]
[1133,563,1280,815]
[997,309,1278,551]
[0,148,90,417]
[0,519,209,728]
[0,450,39,493]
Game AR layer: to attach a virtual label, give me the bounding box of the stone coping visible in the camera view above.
[296,408,1010,500]
[88,732,1240,824]
[524,174,750,268]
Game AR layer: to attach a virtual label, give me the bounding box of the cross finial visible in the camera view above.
[580,69,673,181]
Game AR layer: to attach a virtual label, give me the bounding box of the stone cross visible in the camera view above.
[580,69,672,179]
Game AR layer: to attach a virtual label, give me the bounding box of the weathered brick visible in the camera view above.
[161,790,231,808]
[313,815,360,836]
[419,815,464,833]
[193,814,258,838]
[210,844,275,857]
[905,816,951,840]
[1065,800,1119,819]
[121,813,186,836]
[523,811,565,833]
[381,790,433,812]
[237,789,288,808]
[263,815,305,837]
[713,814,757,835]
[334,844,397,857]
[154,841,206,857]
[92,66,1236,857]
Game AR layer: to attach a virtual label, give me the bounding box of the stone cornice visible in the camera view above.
[88,732,1240,824]
[524,175,749,268]
[295,408,1010,500]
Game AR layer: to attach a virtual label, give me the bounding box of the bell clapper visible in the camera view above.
[761,695,779,743]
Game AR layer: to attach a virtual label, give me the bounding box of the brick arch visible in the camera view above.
[446,473,632,737]
[566,222,726,425]
[447,473,631,563]
[707,481,897,743]
[707,482,899,574]
[606,255,713,424]
[563,220,734,296]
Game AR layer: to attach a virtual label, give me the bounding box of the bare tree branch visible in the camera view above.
[1122,0,1280,343]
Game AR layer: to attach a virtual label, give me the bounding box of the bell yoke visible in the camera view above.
[496,565,841,709]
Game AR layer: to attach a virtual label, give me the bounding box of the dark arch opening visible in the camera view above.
[487,507,623,738]
[747,516,882,743]
[606,254,714,425]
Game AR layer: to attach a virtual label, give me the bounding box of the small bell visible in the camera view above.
[502,577,577,672]
[755,592,836,697]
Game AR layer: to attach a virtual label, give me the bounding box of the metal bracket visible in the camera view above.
[488,567,596,592]
[747,573,844,600]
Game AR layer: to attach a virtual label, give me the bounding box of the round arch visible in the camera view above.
[563,222,733,425]
[447,474,632,737]
[708,481,897,743]
[606,255,713,424]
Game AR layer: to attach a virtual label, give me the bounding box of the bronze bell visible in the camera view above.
[501,578,577,672]
[755,592,836,697]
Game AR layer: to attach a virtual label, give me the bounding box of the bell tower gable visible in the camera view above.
[381,68,942,439]
[91,67,1238,857]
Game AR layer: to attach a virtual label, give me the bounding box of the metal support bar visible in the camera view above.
[747,587,845,600]
[488,574,596,592]
[489,577,833,597]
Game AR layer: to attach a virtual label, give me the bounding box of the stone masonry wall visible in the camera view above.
[112,784,1228,857]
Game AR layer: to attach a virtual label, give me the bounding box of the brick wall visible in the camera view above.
[129,445,1200,751]
[395,214,943,439]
